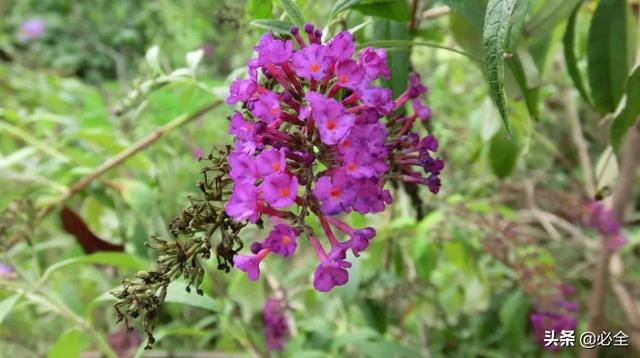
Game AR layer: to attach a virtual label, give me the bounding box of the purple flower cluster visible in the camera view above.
[17,19,45,42]
[226,23,443,292]
[585,201,626,252]
[530,284,578,351]
[0,262,15,279]
[263,298,290,351]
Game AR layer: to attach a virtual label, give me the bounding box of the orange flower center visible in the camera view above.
[338,74,348,84]
[326,120,337,130]
[347,162,357,172]
[271,107,279,115]
[271,162,281,172]
[279,188,290,198]
[341,138,351,149]
[330,188,341,198]
[281,235,291,245]
[310,63,320,73]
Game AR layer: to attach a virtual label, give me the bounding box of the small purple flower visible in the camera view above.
[530,311,577,351]
[234,248,270,281]
[350,227,376,256]
[308,95,355,145]
[352,179,392,214]
[362,88,394,115]
[18,19,45,42]
[0,263,14,279]
[585,201,627,252]
[264,224,297,257]
[261,173,298,208]
[358,47,390,80]
[191,146,203,159]
[313,174,356,215]
[229,151,258,184]
[255,33,293,65]
[412,99,431,121]
[313,258,351,292]
[256,148,286,177]
[343,150,387,179]
[328,31,355,61]
[335,60,366,90]
[292,44,331,80]
[263,298,290,351]
[251,91,281,124]
[225,184,259,223]
[425,175,442,194]
[227,79,258,104]
[407,73,428,99]
[229,112,256,141]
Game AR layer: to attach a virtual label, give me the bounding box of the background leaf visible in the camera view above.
[279,0,306,29]
[563,2,592,107]
[47,329,89,358]
[483,0,529,133]
[353,0,411,22]
[587,0,631,114]
[248,0,273,19]
[489,128,519,178]
[250,19,295,34]
[165,281,221,312]
[610,66,640,152]
[0,294,21,325]
[329,0,361,19]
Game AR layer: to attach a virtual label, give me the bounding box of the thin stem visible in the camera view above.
[356,40,483,64]
[582,119,640,358]
[565,88,595,197]
[37,100,222,221]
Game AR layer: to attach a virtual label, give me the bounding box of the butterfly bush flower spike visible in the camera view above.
[223,24,444,297]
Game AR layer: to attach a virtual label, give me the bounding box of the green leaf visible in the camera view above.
[354,0,411,22]
[248,0,272,19]
[250,19,295,34]
[279,0,306,29]
[48,329,89,358]
[499,290,529,349]
[507,49,540,120]
[489,128,519,178]
[610,66,640,152]
[329,0,361,19]
[359,298,388,334]
[165,281,221,312]
[358,340,420,357]
[42,252,147,283]
[442,0,487,29]
[563,2,592,107]
[372,19,411,98]
[587,0,631,114]
[483,0,529,133]
[0,294,21,325]
[525,0,582,36]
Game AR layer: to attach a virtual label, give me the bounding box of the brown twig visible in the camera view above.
[582,119,640,358]
[409,0,421,33]
[37,100,222,221]
[564,88,596,197]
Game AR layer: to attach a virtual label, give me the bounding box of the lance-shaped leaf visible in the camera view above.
[483,0,529,133]
[587,0,631,114]
[610,66,640,153]
[279,0,305,29]
[563,2,592,107]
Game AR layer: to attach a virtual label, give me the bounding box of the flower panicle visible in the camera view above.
[224,23,444,293]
